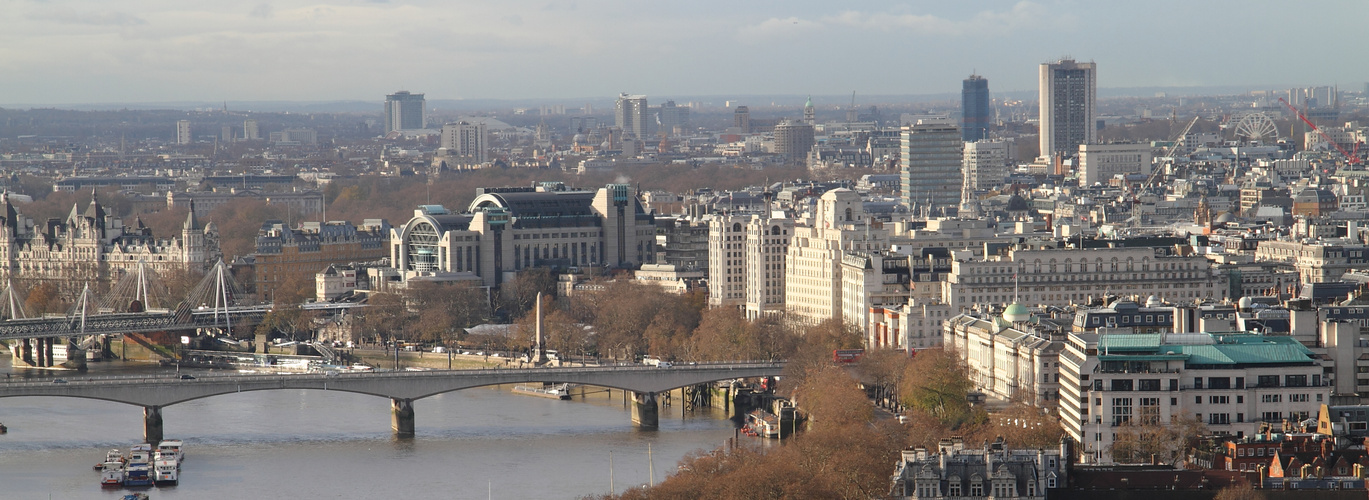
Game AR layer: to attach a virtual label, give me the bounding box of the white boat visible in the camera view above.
[100,461,125,486]
[154,458,179,484]
[512,384,574,400]
[128,444,152,465]
[157,439,184,465]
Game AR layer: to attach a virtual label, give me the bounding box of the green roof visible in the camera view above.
[1099,333,1314,365]
[1099,333,1162,352]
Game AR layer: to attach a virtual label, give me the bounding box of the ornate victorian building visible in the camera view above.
[0,193,220,292]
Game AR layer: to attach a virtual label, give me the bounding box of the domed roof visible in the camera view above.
[1003,303,1031,322]
[1006,194,1031,212]
[1213,211,1235,224]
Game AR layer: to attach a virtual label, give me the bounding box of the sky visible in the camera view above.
[2,0,1366,105]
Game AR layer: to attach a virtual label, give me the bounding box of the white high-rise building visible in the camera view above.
[1078,143,1152,186]
[963,140,1014,191]
[441,121,489,163]
[176,120,192,145]
[785,188,890,324]
[384,91,426,133]
[1039,59,1097,160]
[744,211,792,319]
[615,93,649,140]
[900,119,963,212]
[707,214,749,308]
[243,119,260,140]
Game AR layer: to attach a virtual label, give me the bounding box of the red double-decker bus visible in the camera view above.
[832,349,865,363]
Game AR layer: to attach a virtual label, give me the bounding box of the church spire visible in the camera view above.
[183,200,199,231]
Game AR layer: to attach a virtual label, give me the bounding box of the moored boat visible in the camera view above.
[512,383,574,400]
[100,461,125,486]
[156,439,184,466]
[123,462,152,487]
[154,458,178,485]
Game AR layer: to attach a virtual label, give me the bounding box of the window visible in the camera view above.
[970,479,983,497]
[1237,396,1244,404]
[1112,379,1134,391]
[1139,398,1161,425]
[1286,375,1307,387]
[1209,413,1230,424]
[1209,377,1231,389]
[1195,396,1202,404]
[1261,394,1282,403]
[1236,377,1245,389]
[1290,394,1309,403]
[948,480,961,497]
[1194,377,1204,389]
[1048,478,1057,488]
[1139,379,1161,391]
[1262,412,1281,422]
[1112,398,1133,426]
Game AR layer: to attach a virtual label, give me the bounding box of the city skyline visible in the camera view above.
[1,0,1365,105]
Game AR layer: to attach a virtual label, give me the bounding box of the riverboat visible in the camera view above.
[154,458,179,485]
[123,462,153,487]
[512,384,574,400]
[156,439,184,465]
[121,493,149,500]
[744,409,781,438]
[100,461,125,486]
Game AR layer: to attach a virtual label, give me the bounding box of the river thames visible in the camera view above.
[0,357,743,499]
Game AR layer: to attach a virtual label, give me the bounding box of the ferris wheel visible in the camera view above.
[1231,112,1279,143]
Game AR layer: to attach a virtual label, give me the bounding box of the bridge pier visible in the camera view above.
[144,406,163,445]
[62,338,86,370]
[630,391,659,429]
[391,398,415,437]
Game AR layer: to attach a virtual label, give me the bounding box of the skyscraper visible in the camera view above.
[243,119,260,140]
[1039,59,1097,160]
[384,91,426,133]
[614,93,649,139]
[734,106,751,134]
[774,119,815,166]
[176,120,191,145]
[900,119,963,211]
[961,75,990,142]
[441,121,488,163]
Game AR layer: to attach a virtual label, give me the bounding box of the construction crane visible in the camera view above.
[1142,116,1200,190]
[1278,97,1361,165]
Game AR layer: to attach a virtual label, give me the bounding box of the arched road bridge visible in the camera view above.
[0,362,785,441]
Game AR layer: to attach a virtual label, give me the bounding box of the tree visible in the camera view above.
[23,281,65,316]
[499,268,556,319]
[1109,412,1208,465]
[403,281,490,344]
[1214,482,1265,500]
[854,349,911,410]
[897,348,981,429]
[254,272,318,340]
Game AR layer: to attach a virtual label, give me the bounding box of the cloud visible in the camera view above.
[28,9,147,26]
[741,1,1055,41]
[249,4,274,19]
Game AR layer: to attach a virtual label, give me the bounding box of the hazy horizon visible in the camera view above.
[2,1,1364,106]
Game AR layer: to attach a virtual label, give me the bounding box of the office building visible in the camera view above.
[389,183,655,288]
[1078,143,1153,186]
[734,106,751,134]
[614,93,649,139]
[962,140,1014,191]
[384,91,426,133]
[785,189,890,324]
[1039,59,1097,160]
[1058,330,1328,463]
[961,75,991,142]
[744,211,792,319]
[945,310,1062,405]
[900,119,963,212]
[945,247,1228,312]
[707,214,750,307]
[244,119,260,140]
[176,120,191,145]
[657,101,689,136]
[773,119,815,166]
[440,121,489,164]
